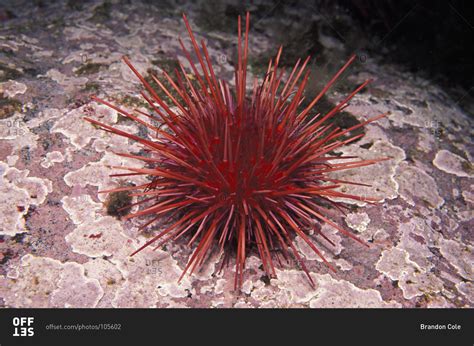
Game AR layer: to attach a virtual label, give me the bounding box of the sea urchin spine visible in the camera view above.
[84,13,388,290]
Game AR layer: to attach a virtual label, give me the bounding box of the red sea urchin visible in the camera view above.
[84,13,388,290]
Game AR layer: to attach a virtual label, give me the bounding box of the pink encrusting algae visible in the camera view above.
[84,13,388,290]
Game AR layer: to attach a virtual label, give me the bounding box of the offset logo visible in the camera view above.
[12,317,34,336]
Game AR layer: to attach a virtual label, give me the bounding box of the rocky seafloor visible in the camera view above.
[0,0,472,308]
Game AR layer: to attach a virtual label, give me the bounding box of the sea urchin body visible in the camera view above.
[84,13,388,290]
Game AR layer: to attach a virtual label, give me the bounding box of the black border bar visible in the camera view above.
[0,308,472,345]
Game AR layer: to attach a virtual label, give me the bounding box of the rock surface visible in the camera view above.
[0,0,472,308]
